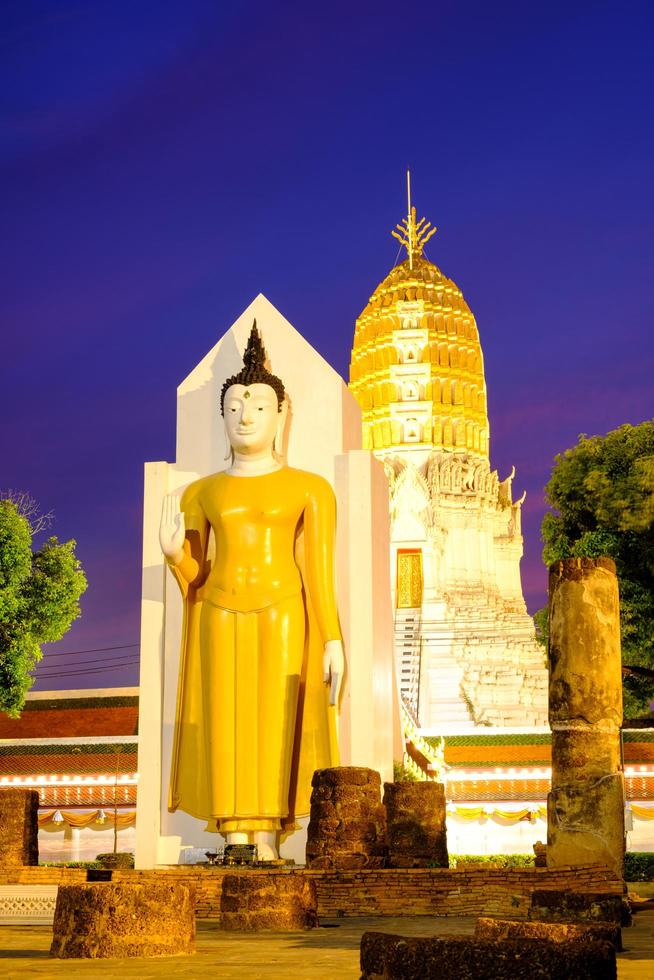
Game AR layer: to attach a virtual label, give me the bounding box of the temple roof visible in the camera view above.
[0,694,138,740]
[0,690,139,809]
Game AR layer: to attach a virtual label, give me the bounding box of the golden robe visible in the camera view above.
[167,466,341,833]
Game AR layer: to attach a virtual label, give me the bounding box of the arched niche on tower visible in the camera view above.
[402,379,420,401]
[400,343,419,364]
[403,418,422,443]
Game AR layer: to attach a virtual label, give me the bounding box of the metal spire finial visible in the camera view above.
[391,170,437,269]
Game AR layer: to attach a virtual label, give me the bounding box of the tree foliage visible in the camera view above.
[536,420,654,717]
[0,499,87,717]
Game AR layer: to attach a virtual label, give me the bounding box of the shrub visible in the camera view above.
[449,854,535,869]
[96,852,135,869]
[624,852,654,881]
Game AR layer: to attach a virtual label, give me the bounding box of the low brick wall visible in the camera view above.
[0,865,622,921]
[309,866,622,920]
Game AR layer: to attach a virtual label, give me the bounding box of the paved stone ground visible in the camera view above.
[1,904,653,978]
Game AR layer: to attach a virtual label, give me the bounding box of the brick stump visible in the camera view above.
[50,882,195,958]
[0,789,39,867]
[220,872,317,930]
[383,781,448,868]
[305,766,387,869]
[360,932,617,980]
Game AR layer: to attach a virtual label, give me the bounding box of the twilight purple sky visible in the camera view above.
[2,1,652,691]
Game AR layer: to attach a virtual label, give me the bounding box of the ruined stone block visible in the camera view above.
[548,557,622,728]
[383,781,448,868]
[547,776,625,872]
[475,915,622,950]
[50,882,195,958]
[529,889,624,925]
[551,729,621,778]
[360,932,617,980]
[547,557,624,878]
[0,789,39,867]
[220,872,317,930]
[306,767,387,870]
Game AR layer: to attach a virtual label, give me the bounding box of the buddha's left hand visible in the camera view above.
[323,640,344,706]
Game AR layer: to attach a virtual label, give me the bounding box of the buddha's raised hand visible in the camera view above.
[159,494,185,563]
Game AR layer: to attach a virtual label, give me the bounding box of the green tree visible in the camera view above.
[0,497,87,717]
[536,421,654,718]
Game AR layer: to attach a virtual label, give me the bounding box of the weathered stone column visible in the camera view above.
[220,873,318,930]
[547,557,624,876]
[50,882,195,958]
[382,781,448,868]
[305,767,387,869]
[0,789,39,866]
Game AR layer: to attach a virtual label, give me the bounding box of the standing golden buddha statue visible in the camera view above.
[159,323,344,860]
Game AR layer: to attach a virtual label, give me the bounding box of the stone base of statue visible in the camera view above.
[0,789,39,867]
[50,882,195,958]
[305,767,387,870]
[382,781,448,868]
[220,873,318,930]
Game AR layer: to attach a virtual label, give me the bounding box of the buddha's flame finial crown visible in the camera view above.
[220,319,286,413]
[391,170,437,270]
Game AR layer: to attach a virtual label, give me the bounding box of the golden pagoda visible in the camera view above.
[350,176,488,464]
[350,255,489,462]
[349,176,548,731]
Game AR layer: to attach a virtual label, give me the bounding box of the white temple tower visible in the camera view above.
[348,187,548,731]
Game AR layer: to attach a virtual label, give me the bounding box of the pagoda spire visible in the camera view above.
[391,170,437,270]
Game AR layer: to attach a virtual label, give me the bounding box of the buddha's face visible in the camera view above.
[223,383,280,455]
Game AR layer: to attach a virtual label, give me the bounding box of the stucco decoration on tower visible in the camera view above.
[349,181,548,731]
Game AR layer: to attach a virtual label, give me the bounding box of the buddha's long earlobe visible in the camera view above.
[223,418,234,462]
[274,402,288,458]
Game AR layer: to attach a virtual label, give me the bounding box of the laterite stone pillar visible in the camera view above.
[547,557,624,877]
[220,873,318,930]
[0,789,39,867]
[383,781,448,868]
[305,767,387,869]
[50,882,195,958]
